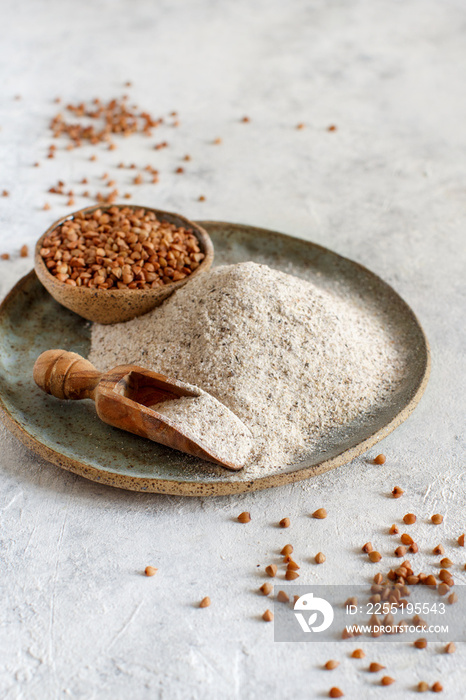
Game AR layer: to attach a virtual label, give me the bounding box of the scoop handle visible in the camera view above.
[33,349,102,401]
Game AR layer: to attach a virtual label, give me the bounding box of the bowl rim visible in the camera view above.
[34,203,214,296]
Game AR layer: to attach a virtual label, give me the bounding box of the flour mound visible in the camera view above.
[89,262,404,474]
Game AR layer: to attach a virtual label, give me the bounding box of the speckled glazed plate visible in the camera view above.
[0,221,430,496]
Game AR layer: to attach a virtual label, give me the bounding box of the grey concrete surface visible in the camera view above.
[0,1,465,698]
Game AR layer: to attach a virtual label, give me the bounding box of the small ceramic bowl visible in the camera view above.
[34,204,214,324]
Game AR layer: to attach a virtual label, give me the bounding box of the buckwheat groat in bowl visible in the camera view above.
[34,204,214,324]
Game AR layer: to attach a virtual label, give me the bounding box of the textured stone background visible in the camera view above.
[0,0,465,697]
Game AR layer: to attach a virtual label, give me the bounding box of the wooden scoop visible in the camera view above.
[33,349,247,471]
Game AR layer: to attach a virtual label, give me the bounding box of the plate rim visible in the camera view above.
[0,221,431,496]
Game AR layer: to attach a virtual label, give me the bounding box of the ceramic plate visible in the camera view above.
[0,221,430,496]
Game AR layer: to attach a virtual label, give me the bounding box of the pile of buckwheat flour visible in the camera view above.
[89,262,405,476]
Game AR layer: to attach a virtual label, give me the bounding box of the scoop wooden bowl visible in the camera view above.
[34,204,214,324]
[33,349,249,471]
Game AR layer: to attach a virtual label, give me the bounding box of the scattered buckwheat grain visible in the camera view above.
[285,558,299,570]
[381,676,395,686]
[260,583,273,596]
[368,551,382,563]
[369,662,385,672]
[401,534,414,545]
[351,649,365,658]
[285,570,299,580]
[403,513,416,524]
[313,508,327,519]
[414,638,427,649]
